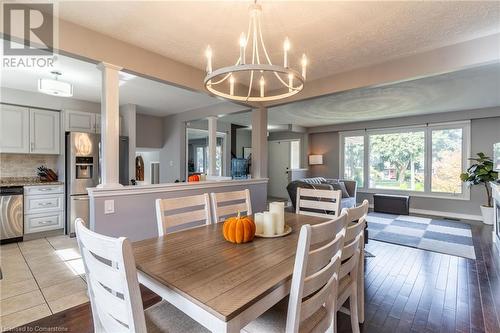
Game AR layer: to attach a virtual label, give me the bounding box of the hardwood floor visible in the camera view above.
[8,222,500,333]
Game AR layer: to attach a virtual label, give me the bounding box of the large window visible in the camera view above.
[369,130,425,191]
[340,121,470,199]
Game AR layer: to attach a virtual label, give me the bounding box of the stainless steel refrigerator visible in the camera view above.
[65,132,129,236]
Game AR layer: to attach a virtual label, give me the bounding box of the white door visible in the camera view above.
[30,109,60,154]
[268,141,291,199]
[0,105,30,153]
[65,110,96,133]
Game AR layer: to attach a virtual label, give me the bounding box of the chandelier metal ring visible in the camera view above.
[204,64,305,102]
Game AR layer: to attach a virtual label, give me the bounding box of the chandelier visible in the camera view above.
[203,2,307,103]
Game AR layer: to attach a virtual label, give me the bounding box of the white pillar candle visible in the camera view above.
[270,202,285,234]
[254,213,264,235]
[263,211,275,236]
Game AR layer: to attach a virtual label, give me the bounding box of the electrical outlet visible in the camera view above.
[170,160,174,167]
[104,200,115,214]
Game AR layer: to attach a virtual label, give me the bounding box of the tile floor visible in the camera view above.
[0,236,88,331]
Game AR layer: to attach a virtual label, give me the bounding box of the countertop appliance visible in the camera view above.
[0,186,24,243]
[66,132,129,236]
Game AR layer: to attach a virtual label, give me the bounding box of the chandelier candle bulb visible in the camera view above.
[263,211,276,236]
[229,75,235,96]
[239,33,247,64]
[205,46,213,73]
[260,76,265,97]
[283,37,290,67]
[301,54,307,79]
[269,202,285,234]
[254,212,264,234]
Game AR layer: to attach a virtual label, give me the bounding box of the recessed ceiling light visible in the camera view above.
[38,71,73,97]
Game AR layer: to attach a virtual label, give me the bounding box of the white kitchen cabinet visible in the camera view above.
[24,184,64,234]
[65,110,97,133]
[0,104,30,153]
[30,109,60,154]
[95,113,101,134]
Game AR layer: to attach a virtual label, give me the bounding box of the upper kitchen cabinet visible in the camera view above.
[64,110,98,133]
[0,104,30,153]
[30,109,60,154]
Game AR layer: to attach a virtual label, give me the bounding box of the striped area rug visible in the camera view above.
[366,212,476,260]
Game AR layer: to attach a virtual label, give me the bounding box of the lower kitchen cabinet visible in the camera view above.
[24,185,64,234]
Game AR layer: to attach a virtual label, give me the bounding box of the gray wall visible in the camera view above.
[308,107,500,217]
[236,129,252,158]
[136,113,164,148]
[91,181,267,241]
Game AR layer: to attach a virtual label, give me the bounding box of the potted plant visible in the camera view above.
[460,152,499,225]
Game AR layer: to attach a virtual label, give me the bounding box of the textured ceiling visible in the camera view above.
[0,50,238,116]
[55,1,500,82]
[220,63,500,128]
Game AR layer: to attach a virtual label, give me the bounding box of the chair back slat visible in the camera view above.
[306,232,345,276]
[210,189,252,223]
[309,215,347,246]
[155,194,211,236]
[81,247,124,294]
[90,278,129,324]
[296,188,342,218]
[341,199,369,223]
[75,219,146,333]
[345,216,367,242]
[285,213,347,333]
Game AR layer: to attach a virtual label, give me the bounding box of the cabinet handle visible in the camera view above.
[38,221,52,225]
[38,202,53,207]
[30,142,34,151]
[38,188,54,191]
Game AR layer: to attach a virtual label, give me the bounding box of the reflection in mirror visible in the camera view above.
[186,119,228,180]
[217,111,253,179]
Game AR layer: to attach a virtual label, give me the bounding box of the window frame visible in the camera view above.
[339,121,470,200]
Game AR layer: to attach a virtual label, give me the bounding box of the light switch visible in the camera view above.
[104,200,115,214]
[169,160,174,167]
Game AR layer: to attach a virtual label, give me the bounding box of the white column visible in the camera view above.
[97,62,123,188]
[208,116,217,176]
[251,106,268,178]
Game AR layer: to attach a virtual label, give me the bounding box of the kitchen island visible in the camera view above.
[87,178,268,241]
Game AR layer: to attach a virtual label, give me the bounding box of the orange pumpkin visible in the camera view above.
[188,174,200,182]
[223,212,256,244]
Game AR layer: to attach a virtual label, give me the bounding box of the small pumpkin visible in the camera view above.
[223,212,256,244]
[188,174,200,182]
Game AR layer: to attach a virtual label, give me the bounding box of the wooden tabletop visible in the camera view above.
[132,212,330,321]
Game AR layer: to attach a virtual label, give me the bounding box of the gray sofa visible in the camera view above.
[287,177,357,211]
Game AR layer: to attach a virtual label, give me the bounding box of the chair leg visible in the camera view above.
[358,247,365,324]
[349,283,360,333]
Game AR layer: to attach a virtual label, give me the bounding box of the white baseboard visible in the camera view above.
[367,203,482,221]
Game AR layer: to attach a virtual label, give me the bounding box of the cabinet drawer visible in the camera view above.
[24,211,63,234]
[24,194,64,214]
[24,185,63,196]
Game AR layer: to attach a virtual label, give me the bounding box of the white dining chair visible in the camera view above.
[210,189,252,223]
[296,187,342,218]
[244,212,348,333]
[155,194,212,236]
[341,200,369,324]
[335,214,366,333]
[75,218,209,333]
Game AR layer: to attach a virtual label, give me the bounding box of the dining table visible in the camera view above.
[133,212,331,333]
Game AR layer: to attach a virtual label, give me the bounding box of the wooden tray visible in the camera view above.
[255,225,292,238]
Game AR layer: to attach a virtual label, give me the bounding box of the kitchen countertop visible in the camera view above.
[0,178,63,187]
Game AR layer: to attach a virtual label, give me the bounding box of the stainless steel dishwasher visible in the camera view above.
[0,186,24,244]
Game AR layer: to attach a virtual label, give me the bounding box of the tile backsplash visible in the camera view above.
[0,154,59,178]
